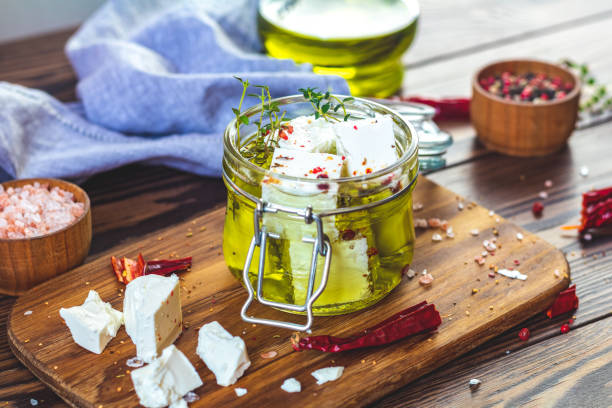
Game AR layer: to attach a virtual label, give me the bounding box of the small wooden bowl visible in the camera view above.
[0,178,92,296]
[471,59,581,157]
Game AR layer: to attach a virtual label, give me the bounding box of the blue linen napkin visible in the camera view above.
[0,0,349,181]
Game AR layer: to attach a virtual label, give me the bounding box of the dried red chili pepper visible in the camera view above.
[546,285,579,318]
[291,301,441,352]
[397,96,471,121]
[110,253,192,283]
[561,187,612,234]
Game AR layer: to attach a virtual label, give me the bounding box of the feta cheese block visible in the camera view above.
[124,274,182,363]
[131,344,203,408]
[334,115,398,176]
[59,290,123,354]
[196,321,251,386]
[311,366,345,385]
[277,116,337,153]
[281,378,301,393]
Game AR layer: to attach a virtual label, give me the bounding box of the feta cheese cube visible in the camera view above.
[267,147,345,182]
[59,290,123,354]
[311,366,344,385]
[334,115,398,176]
[124,274,182,363]
[277,116,337,153]
[196,321,251,386]
[281,378,301,393]
[131,344,203,408]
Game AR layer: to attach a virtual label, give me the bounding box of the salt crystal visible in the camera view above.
[24,310,32,316]
[469,378,481,391]
[235,388,248,397]
[488,210,494,217]
[497,269,528,280]
[415,218,428,228]
[406,269,416,279]
[470,229,479,236]
[483,240,497,252]
[183,392,200,403]
[516,232,524,241]
[413,202,424,211]
[583,233,592,241]
[446,227,455,239]
[432,233,443,242]
[544,180,553,188]
[457,202,464,211]
[579,166,589,177]
[554,269,561,278]
[126,356,145,368]
[30,399,38,406]
[539,191,549,199]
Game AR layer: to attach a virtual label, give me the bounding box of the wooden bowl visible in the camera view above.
[471,59,581,157]
[0,178,92,296]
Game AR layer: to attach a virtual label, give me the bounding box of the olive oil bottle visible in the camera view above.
[258,0,419,97]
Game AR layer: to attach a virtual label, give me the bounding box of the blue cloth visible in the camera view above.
[0,0,349,181]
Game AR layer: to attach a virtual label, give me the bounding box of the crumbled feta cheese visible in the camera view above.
[406,269,416,279]
[539,191,548,199]
[235,388,248,397]
[516,232,524,241]
[497,269,528,280]
[432,233,442,242]
[131,345,202,408]
[197,321,251,386]
[24,310,32,316]
[579,165,589,177]
[457,202,464,211]
[334,115,398,176]
[59,290,123,354]
[469,378,481,391]
[488,210,494,217]
[311,366,344,385]
[124,274,182,363]
[470,229,479,236]
[415,218,428,228]
[281,378,302,393]
[446,227,455,238]
[483,240,497,252]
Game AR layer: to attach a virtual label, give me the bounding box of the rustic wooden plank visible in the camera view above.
[406,0,612,67]
[375,314,612,407]
[7,177,569,407]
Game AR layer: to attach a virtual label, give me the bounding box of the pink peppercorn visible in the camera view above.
[518,327,530,341]
[560,323,570,334]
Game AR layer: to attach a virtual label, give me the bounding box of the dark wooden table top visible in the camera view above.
[1,1,612,406]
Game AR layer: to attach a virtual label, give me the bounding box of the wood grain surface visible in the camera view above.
[7,177,569,407]
[2,1,612,406]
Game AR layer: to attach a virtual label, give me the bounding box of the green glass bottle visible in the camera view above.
[258,0,419,97]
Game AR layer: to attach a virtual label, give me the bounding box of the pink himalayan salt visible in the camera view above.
[0,182,84,239]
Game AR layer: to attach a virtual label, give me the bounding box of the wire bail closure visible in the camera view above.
[240,200,332,331]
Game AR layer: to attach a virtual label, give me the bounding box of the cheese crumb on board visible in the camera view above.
[497,269,528,280]
[234,388,248,397]
[131,344,202,408]
[311,366,344,385]
[59,290,123,354]
[124,274,182,363]
[197,321,251,386]
[281,378,302,393]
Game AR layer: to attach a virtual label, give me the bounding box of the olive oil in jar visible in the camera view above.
[258,0,419,97]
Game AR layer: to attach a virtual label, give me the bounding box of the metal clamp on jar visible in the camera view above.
[222,96,419,331]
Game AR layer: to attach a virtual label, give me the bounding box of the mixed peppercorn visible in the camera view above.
[480,72,574,103]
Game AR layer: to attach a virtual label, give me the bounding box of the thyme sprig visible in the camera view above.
[231,78,353,166]
[561,60,611,112]
[298,87,354,122]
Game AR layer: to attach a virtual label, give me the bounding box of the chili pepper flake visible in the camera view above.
[546,285,578,318]
[291,301,441,352]
[560,323,570,334]
[518,327,530,341]
[532,201,544,216]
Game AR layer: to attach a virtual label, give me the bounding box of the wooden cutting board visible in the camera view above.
[7,177,569,408]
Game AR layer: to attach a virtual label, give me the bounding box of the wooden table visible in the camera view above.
[1,1,611,406]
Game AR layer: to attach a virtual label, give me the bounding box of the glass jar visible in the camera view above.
[257,0,420,97]
[222,96,419,329]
